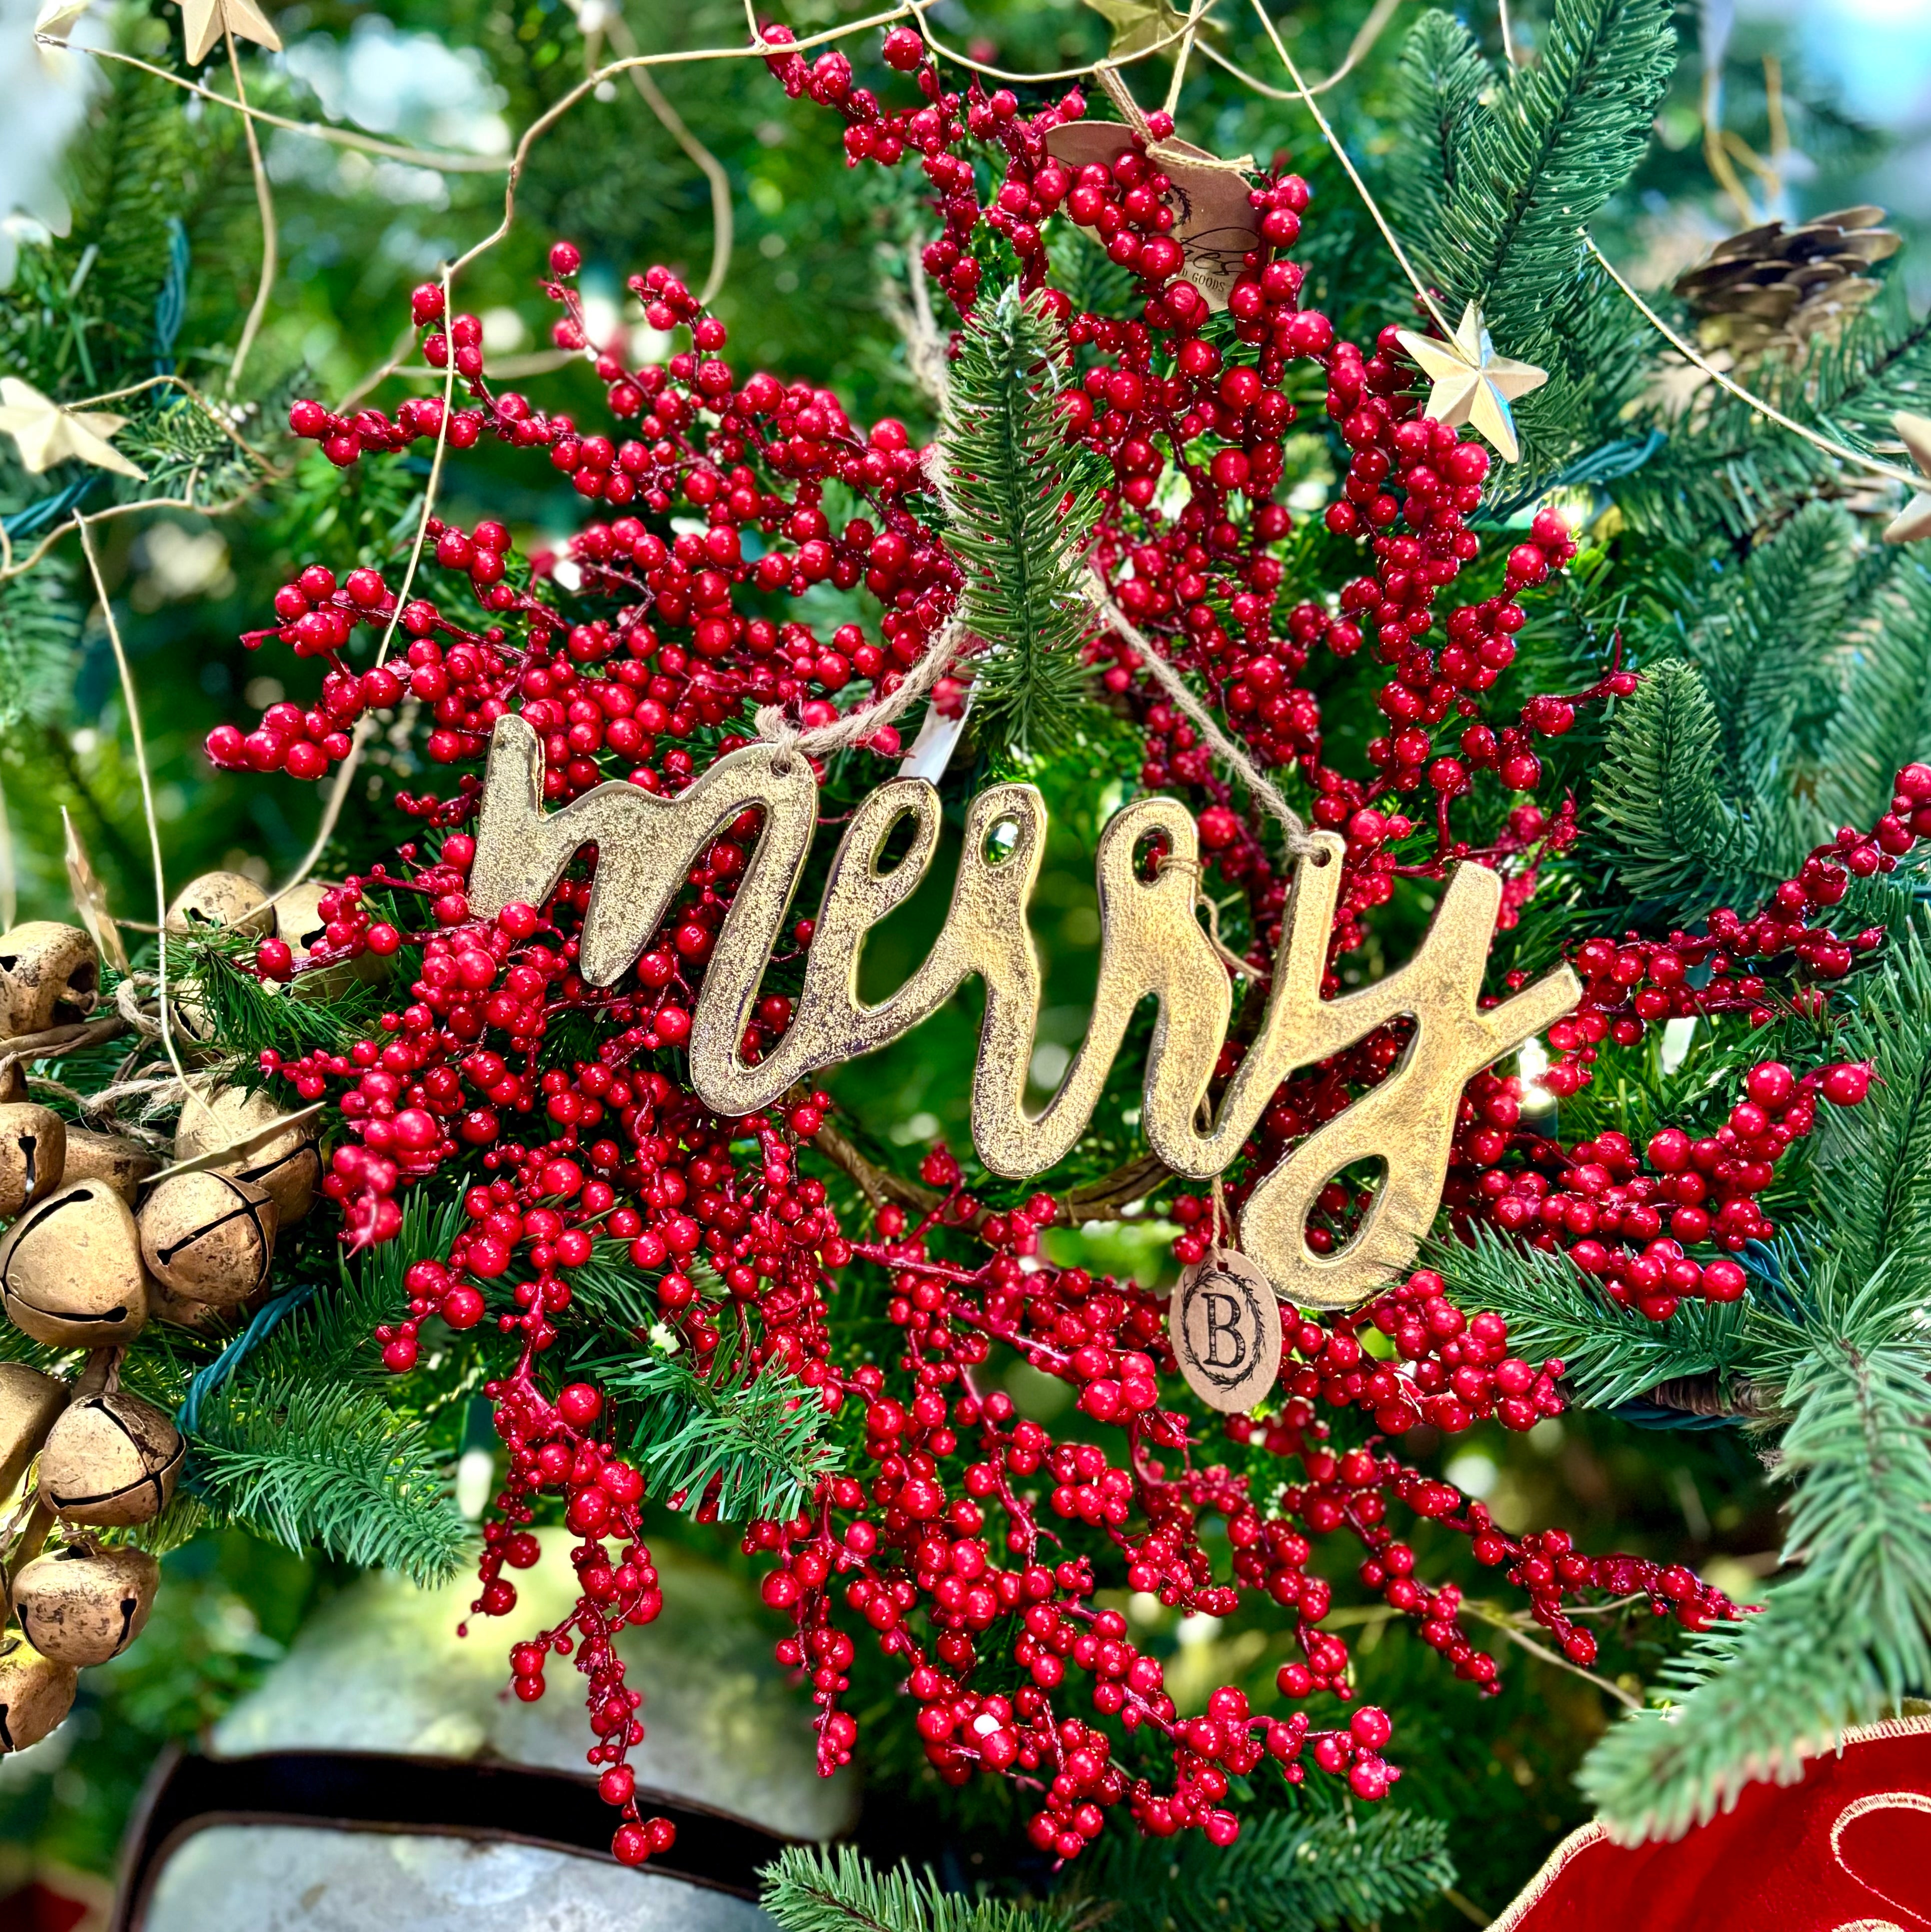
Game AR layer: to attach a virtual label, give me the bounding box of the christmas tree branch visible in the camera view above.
[761,1846,1055,1932]
[1580,1329,1931,1839]
[936,282,1104,764]
[1072,1803,1455,1932]
[184,1376,469,1587]
[1427,0,1676,349]
[1431,1227,1756,1410]
[1591,657,1785,914]
[596,1346,842,1523]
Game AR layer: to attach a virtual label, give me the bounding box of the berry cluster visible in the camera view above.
[196,30,1843,1866]
[1430,770,1921,1318]
[478,1370,678,1868]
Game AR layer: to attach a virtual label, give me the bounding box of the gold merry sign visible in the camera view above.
[470,716,1579,1310]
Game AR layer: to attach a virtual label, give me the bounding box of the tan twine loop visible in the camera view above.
[752,617,968,771]
[115,974,165,1039]
[1156,855,1267,982]
[1211,1171,1232,1254]
[1092,61,1254,175]
[1092,579,1326,863]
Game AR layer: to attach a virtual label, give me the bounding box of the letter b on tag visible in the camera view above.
[1172,1252,1282,1413]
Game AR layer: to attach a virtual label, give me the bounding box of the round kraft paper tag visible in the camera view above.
[1171,1251,1282,1412]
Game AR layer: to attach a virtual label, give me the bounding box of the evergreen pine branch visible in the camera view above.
[1427,0,1675,358]
[1580,1329,1931,1838]
[1581,932,1931,1834]
[1822,560,1931,830]
[1074,1805,1454,1932]
[937,281,1104,765]
[1592,658,1780,912]
[164,1190,471,1584]
[178,938,393,1056]
[1619,288,1931,538]
[1791,928,1931,1315]
[1383,12,1493,251]
[0,575,82,735]
[761,1845,1054,1932]
[1430,1228,1752,1408]
[185,1375,468,1587]
[1683,501,1859,783]
[0,63,232,396]
[118,389,272,511]
[546,1235,660,1336]
[328,1190,471,1379]
[598,1344,842,1521]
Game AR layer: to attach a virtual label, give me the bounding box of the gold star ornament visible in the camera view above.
[1883,411,1931,546]
[32,0,92,44]
[0,378,145,480]
[1394,302,1549,464]
[169,0,281,65]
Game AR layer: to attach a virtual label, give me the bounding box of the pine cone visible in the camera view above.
[1674,205,1901,363]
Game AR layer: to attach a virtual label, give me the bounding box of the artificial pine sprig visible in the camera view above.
[935,280,1105,765]
[599,1342,842,1523]
[1072,1803,1456,1932]
[1592,657,1777,913]
[1382,11,1492,255]
[761,1846,1054,1932]
[1428,1227,1754,1409]
[1449,924,1931,1834]
[182,1378,469,1588]
[1419,0,1677,387]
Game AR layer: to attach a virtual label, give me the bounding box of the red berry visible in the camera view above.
[1821,1061,1871,1105]
[557,1381,603,1426]
[441,1285,485,1329]
[881,24,924,67]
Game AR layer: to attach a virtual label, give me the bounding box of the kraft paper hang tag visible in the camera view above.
[1170,1249,1281,1412]
[1042,123,1260,312]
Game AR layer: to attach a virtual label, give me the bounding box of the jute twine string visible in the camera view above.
[1092,581,1326,863]
[1092,62,1255,174]
[753,618,968,769]
[1156,855,1268,981]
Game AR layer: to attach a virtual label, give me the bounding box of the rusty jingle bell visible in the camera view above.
[468,716,1580,1320]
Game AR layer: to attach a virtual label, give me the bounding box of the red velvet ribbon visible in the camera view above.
[1494,1717,1931,1930]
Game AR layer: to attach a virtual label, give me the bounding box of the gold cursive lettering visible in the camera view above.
[470,715,1578,1309]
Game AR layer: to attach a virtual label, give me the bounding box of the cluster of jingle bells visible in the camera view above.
[0,875,323,1754]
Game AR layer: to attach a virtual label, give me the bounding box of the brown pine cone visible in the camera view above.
[1674,205,1901,363]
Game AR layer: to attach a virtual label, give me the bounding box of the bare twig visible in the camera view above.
[225,26,279,394]
[73,516,204,1126]
[1463,1601,1646,1711]
[812,1119,1170,1229]
[604,9,735,307]
[1198,0,1406,99]
[42,40,512,171]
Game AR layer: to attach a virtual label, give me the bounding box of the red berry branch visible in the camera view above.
[198,35,1924,1867]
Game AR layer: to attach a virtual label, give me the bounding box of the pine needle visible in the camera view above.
[598,1343,842,1522]
[1071,1805,1455,1932]
[762,1846,1056,1932]
[936,281,1105,766]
